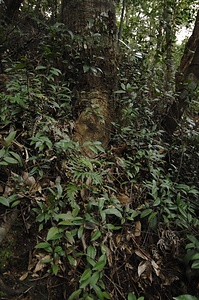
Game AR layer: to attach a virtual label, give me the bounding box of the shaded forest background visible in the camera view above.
[0,0,199,299]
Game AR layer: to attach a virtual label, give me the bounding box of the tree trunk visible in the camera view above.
[162,10,199,134]
[61,0,117,156]
[2,0,23,23]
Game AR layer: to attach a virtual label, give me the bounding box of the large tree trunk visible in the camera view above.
[0,0,23,23]
[61,0,117,156]
[162,10,199,134]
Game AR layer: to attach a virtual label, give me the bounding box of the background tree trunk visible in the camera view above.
[162,10,199,134]
[2,0,23,23]
[61,0,117,156]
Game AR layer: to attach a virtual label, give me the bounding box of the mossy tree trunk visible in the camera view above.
[61,0,117,156]
[162,10,199,134]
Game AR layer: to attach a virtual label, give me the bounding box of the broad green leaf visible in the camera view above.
[173,295,198,300]
[103,208,122,219]
[67,255,77,267]
[0,148,5,158]
[77,225,84,239]
[102,292,111,299]
[4,156,18,164]
[65,231,75,244]
[80,268,92,282]
[58,220,73,226]
[68,289,82,300]
[89,271,100,287]
[87,245,97,259]
[4,131,16,148]
[0,161,8,166]
[0,196,10,207]
[11,200,20,208]
[79,268,92,289]
[92,284,104,300]
[191,260,199,269]
[93,255,106,271]
[35,65,46,70]
[86,257,96,267]
[91,230,101,241]
[52,264,59,275]
[50,67,61,76]
[128,293,137,300]
[140,208,153,218]
[190,253,199,260]
[35,242,53,252]
[10,151,23,166]
[47,227,59,241]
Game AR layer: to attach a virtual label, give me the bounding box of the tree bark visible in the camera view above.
[1,0,23,23]
[162,10,199,134]
[61,0,117,156]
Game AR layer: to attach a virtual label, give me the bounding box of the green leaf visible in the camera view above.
[10,151,23,166]
[93,254,106,271]
[50,67,61,76]
[79,268,92,288]
[78,225,84,239]
[128,293,137,300]
[0,196,10,207]
[89,271,100,287]
[35,242,53,252]
[173,295,198,300]
[68,289,82,300]
[0,148,5,158]
[190,253,199,260]
[86,257,96,267]
[80,268,92,282]
[67,255,77,267]
[83,65,90,73]
[92,284,104,300]
[35,65,46,71]
[0,161,8,166]
[52,264,58,275]
[140,208,153,218]
[102,292,111,299]
[3,156,18,164]
[4,131,16,148]
[11,200,20,208]
[47,227,59,241]
[103,208,122,219]
[191,260,199,269]
[91,230,101,241]
[87,245,97,259]
[65,231,75,244]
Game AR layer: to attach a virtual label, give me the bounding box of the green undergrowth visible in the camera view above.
[0,35,199,300]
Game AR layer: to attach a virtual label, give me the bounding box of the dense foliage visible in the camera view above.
[0,0,198,299]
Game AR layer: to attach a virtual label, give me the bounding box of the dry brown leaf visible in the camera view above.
[151,259,160,276]
[22,171,36,186]
[30,183,42,193]
[117,194,132,205]
[138,261,149,277]
[115,234,121,245]
[138,261,153,283]
[34,254,51,273]
[134,221,141,237]
[80,188,88,201]
[3,184,13,197]
[135,249,148,260]
[125,262,134,270]
[19,272,29,281]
